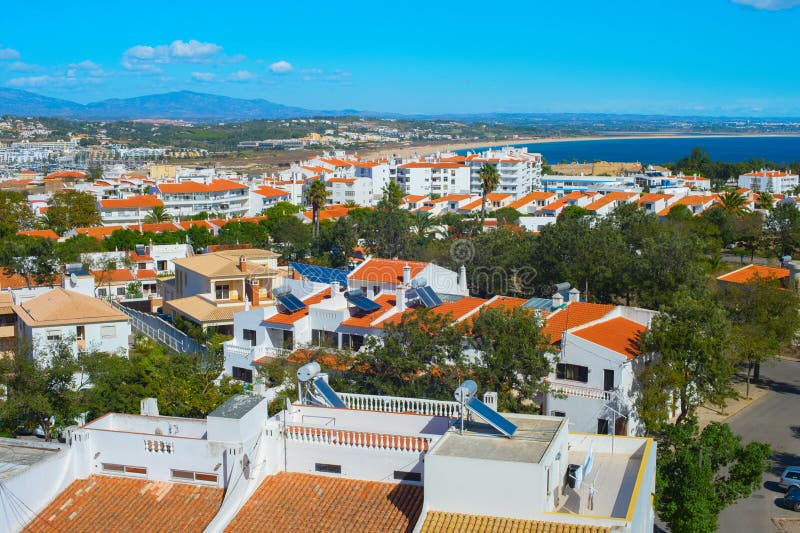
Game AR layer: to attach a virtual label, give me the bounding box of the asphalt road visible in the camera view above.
[716,358,800,532]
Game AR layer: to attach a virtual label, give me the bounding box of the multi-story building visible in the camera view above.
[248,185,291,216]
[154,179,250,218]
[467,146,543,198]
[738,170,799,194]
[162,248,283,334]
[98,195,164,226]
[395,161,471,197]
[4,381,656,533]
[13,287,131,359]
[325,177,375,206]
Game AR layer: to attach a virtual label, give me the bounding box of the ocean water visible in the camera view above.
[461,136,800,165]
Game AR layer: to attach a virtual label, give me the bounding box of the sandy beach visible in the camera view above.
[360,132,800,160]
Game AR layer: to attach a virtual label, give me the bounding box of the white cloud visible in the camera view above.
[269,60,293,74]
[0,47,20,61]
[6,61,39,72]
[70,60,105,76]
[732,0,800,9]
[7,75,52,87]
[192,71,216,82]
[122,40,223,71]
[227,70,256,82]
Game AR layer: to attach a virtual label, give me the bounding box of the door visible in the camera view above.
[615,416,628,436]
[597,418,610,435]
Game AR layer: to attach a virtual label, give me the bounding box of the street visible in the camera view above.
[717,358,800,532]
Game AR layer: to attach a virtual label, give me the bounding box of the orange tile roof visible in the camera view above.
[584,192,637,212]
[637,193,673,206]
[100,195,164,209]
[743,170,795,178]
[716,264,791,284]
[45,170,86,180]
[139,222,182,233]
[327,177,358,183]
[542,302,615,344]
[420,511,610,533]
[0,270,54,289]
[350,258,428,283]
[507,192,556,210]
[382,296,489,327]
[264,288,331,325]
[23,475,222,533]
[135,269,158,279]
[459,198,483,211]
[433,193,471,203]
[224,472,423,533]
[74,225,126,239]
[303,205,353,222]
[403,194,428,203]
[253,185,290,197]
[91,269,135,283]
[18,229,59,240]
[158,179,247,194]
[485,193,512,202]
[341,293,396,329]
[572,316,646,360]
[399,161,464,169]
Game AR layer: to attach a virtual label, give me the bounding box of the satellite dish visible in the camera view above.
[70,273,78,286]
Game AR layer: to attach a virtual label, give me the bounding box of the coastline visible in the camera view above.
[360,132,800,159]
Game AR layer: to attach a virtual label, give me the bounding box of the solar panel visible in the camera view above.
[313,376,347,408]
[277,293,306,312]
[416,286,443,308]
[290,262,348,285]
[345,290,382,312]
[466,397,518,437]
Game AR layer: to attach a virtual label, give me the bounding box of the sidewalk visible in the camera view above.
[696,373,770,429]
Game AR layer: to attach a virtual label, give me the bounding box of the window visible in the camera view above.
[157,260,167,271]
[551,411,566,417]
[76,326,85,340]
[116,287,125,296]
[394,470,422,482]
[315,463,342,474]
[597,418,610,435]
[97,288,107,297]
[242,329,257,347]
[215,284,230,300]
[46,330,61,342]
[603,369,615,391]
[232,366,253,383]
[171,469,218,484]
[102,463,147,476]
[101,325,116,339]
[556,363,589,383]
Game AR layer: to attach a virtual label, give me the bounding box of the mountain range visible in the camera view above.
[0,88,358,121]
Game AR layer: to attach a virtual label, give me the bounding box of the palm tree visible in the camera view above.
[412,212,436,239]
[479,164,501,225]
[755,191,774,211]
[720,191,749,214]
[305,179,328,240]
[143,206,172,223]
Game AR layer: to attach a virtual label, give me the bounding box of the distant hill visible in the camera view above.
[0,89,354,121]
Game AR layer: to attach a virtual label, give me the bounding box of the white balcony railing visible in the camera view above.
[547,380,616,401]
[337,392,460,418]
[285,425,434,453]
[224,341,291,361]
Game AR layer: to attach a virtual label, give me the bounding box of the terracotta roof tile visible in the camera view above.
[341,293,397,329]
[158,179,247,194]
[18,229,59,240]
[264,288,331,325]
[225,472,422,532]
[349,258,428,283]
[100,195,163,209]
[75,225,126,239]
[23,475,222,532]
[420,511,610,533]
[572,316,646,359]
[716,264,790,284]
[542,302,615,344]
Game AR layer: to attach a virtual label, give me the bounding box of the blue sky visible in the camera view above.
[1,0,800,116]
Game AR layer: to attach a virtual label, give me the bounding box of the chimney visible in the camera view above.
[330,281,346,306]
[403,263,411,286]
[250,279,260,307]
[552,292,565,308]
[396,285,406,313]
[239,256,247,272]
[458,265,468,295]
[569,287,581,303]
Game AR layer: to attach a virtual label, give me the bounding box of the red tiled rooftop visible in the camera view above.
[18,229,59,240]
[341,293,396,329]
[572,316,646,360]
[717,264,790,284]
[100,195,163,209]
[253,185,290,197]
[23,475,222,533]
[224,472,423,533]
[91,269,135,283]
[542,302,615,344]
[350,258,428,283]
[74,225,126,239]
[157,179,247,194]
[264,288,331,325]
[507,192,556,210]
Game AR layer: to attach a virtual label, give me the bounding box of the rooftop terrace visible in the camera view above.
[84,413,208,439]
[0,438,65,482]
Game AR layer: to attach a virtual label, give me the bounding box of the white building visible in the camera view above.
[395,161,471,197]
[98,195,164,226]
[738,170,799,194]
[325,177,375,206]
[155,179,250,218]
[3,381,656,533]
[467,146,543,198]
[248,185,291,216]
[13,287,131,359]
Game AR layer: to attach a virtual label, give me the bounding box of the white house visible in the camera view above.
[13,287,131,359]
[154,179,250,218]
[738,170,799,194]
[325,177,375,206]
[467,146,543,197]
[395,161,471,197]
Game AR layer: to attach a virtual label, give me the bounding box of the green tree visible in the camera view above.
[478,164,501,225]
[656,417,771,533]
[637,291,735,431]
[55,234,103,263]
[720,191,749,214]
[186,224,214,252]
[0,237,59,289]
[756,191,774,210]
[732,212,765,261]
[766,201,800,257]
[469,307,551,412]
[720,276,800,397]
[87,164,104,182]
[0,191,37,237]
[143,205,172,223]
[304,179,328,240]
[46,190,102,232]
[493,207,521,226]
[377,181,405,210]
